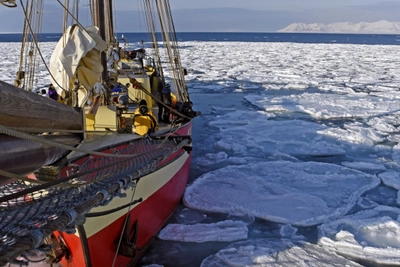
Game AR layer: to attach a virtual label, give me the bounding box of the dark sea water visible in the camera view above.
[1,32,400,45]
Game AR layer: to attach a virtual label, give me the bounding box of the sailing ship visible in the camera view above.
[0,0,196,266]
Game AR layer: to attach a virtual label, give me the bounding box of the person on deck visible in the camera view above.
[111,82,122,94]
[40,89,49,98]
[110,83,128,105]
[135,48,145,66]
[133,100,159,136]
[156,81,165,122]
[161,84,172,123]
[186,101,201,118]
[48,84,58,101]
[127,50,137,59]
[174,101,201,124]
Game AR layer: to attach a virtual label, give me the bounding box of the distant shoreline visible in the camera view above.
[0,32,399,45]
[278,20,400,35]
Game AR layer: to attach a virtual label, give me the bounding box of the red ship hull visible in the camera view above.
[55,122,193,266]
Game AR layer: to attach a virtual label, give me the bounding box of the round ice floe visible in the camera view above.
[183,161,380,226]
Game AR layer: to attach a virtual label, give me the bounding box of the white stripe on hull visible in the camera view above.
[80,151,190,237]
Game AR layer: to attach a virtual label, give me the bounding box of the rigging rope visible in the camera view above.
[0,134,190,265]
[154,0,188,102]
[26,0,43,91]
[17,0,67,93]
[164,0,189,100]
[112,179,139,267]
[0,123,147,159]
[15,1,27,87]
[142,0,165,84]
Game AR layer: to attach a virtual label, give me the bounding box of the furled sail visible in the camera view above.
[49,25,107,98]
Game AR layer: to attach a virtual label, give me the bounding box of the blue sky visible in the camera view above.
[0,1,399,33]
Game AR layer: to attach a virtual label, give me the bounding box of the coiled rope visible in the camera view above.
[0,0,16,8]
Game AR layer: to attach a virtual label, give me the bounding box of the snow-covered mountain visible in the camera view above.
[278,20,400,34]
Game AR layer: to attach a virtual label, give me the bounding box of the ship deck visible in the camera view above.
[67,105,178,161]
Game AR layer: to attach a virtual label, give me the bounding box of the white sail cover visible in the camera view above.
[49,25,107,98]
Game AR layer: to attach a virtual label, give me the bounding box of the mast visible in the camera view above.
[143,0,165,83]
[106,0,114,45]
[93,0,108,82]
